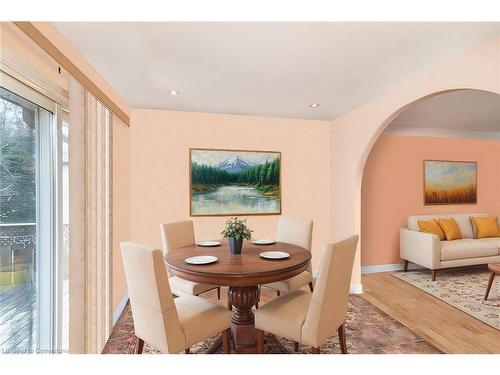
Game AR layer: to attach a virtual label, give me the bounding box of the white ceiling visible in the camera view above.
[54,22,500,120]
[387,90,500,133]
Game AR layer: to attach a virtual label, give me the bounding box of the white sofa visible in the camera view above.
[400,212,500,280]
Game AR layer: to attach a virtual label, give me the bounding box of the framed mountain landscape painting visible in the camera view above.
[424,160,477,205]
[190,148,281,216]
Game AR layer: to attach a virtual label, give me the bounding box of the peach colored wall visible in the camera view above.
[130,109,331,272]
[362,135,500,266]
[112,116,130,309]
[330,37,500,289]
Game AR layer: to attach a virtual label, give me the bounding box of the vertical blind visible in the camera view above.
[68,77,113,354]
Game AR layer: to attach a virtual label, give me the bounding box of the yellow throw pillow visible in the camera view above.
[418,219,445,241]
[437,218,462,241]
[471,216,500,239]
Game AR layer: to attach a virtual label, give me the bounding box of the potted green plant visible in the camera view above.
[221,217,253,254]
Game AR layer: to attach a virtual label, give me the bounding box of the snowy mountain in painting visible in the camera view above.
[216,155,255,173]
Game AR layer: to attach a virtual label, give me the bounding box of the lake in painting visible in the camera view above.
[190,149,281,215]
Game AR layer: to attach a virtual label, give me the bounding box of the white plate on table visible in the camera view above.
[252,239,276,245]
[197,241,221,247]
[185,256,218,265]
[260,251,290,260]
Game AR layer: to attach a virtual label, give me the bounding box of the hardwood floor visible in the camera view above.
[362,272,500,354]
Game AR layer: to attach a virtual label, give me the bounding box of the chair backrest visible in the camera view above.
[160,220,195,256]
[276,217,313,272]
[301,235,359,348]
[120,242,185,353]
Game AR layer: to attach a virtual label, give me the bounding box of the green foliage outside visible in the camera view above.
[0,98,36,224]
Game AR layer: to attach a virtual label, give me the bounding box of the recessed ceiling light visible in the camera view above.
[310,103,320,108]
[168,90,180,96]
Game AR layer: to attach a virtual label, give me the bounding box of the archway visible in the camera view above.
[330,37,500,293]
[360,89,500,272]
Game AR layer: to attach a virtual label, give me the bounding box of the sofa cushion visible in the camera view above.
[440,239,498,261]
[437,218,462,241]
[477,237,500,250]
[418,219,445,240]
[471,217,500,238]
[408,213,490,239]
[471,216,500,238]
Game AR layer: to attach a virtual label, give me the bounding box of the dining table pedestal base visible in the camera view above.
[228,285,260,353]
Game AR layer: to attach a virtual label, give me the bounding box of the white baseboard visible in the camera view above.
[349,283,363,294]
[361,262,424,274]
[312,271,363,294]
[113,291,129,325]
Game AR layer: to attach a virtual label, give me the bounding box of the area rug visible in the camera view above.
[102,295,440,354]
[393,265,499,330]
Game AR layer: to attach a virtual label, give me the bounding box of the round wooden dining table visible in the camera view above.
[165,240,311,353]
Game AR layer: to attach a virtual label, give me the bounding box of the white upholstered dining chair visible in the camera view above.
[160,221,221,299]
[120,242,232,354]
[261,217,314,298]
[255,235,359,354]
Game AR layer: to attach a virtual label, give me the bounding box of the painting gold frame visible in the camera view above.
[189,147,282,217]
[423,160,478,205]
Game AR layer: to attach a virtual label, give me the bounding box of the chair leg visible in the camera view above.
[294,342,299,352]
[217,287,221,300]
[256,329,264,354]
[403,260,409,272]
[311,346,320,354]
[255,286,261,309]
[222,328,231,354]
[185,348,190,354]
[338,323,347,354]
[226,288,233,311]
[308,282,314,292]
[432,270,437,281]
[134,337,144,354]
[484,272,495,301]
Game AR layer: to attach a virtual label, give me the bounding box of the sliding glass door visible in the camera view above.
[0,76,67,354]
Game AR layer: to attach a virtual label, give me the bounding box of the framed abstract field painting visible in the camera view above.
[424,160,477,205]
[190,148,281,216]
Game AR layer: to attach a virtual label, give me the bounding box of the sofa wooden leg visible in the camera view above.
[256,329,264,354]
[217,287,221,300]
[311,346,320,354]
[308,282,314,292]
[134,337,144,354]
[432,270,437,281]
[338,323,347,354]
[403,260,409,272]
[294,341,299,352]
[277,290,280,297]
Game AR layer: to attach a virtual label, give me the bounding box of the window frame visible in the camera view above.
[1,71,66,353]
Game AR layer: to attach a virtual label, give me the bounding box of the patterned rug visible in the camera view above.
[393,265,499,330]
[102,295,440,354]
